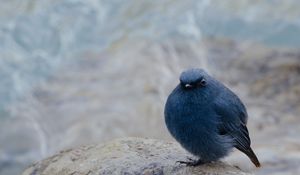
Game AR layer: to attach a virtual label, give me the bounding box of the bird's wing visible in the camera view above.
[213,95,251,150]
[213,93,261,167]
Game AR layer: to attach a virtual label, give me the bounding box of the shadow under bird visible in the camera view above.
[164,68,260,167]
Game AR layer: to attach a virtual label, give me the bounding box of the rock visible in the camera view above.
[22,137,251,175]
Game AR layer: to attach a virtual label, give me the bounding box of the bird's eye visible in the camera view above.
[199,79,207,86]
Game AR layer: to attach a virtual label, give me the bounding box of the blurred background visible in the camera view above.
[1,0,300,174]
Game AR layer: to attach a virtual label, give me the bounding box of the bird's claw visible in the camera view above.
[187,157,194,161]
[176,159,204,166]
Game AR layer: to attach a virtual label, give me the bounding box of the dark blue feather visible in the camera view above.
[164,68,260,167]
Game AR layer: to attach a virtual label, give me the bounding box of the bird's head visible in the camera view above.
[179,68,208,90]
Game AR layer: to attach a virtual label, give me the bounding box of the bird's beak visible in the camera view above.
[185,84,192,88]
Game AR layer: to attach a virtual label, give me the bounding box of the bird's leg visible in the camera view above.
[176,158,204,166]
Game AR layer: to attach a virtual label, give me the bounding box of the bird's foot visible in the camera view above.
[176,158,204,167]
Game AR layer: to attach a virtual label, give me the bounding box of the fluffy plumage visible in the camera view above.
[164,68,260,167]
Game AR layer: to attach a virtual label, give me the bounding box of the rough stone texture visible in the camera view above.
[22,138,251,175]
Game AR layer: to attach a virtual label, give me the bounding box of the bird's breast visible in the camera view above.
[165,93,218,139]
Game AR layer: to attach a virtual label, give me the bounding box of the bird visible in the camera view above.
[164,68,260,167]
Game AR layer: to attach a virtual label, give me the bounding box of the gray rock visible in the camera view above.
[22,137,251,175]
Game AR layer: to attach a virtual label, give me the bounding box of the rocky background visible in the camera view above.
[0,1,300,174]
[22,138,252,175]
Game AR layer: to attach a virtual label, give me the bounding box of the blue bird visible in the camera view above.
[164,68,260,167]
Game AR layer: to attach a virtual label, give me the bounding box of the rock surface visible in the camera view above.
[22,138,251,175]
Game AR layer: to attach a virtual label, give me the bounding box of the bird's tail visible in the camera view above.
[244,147,261,167]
